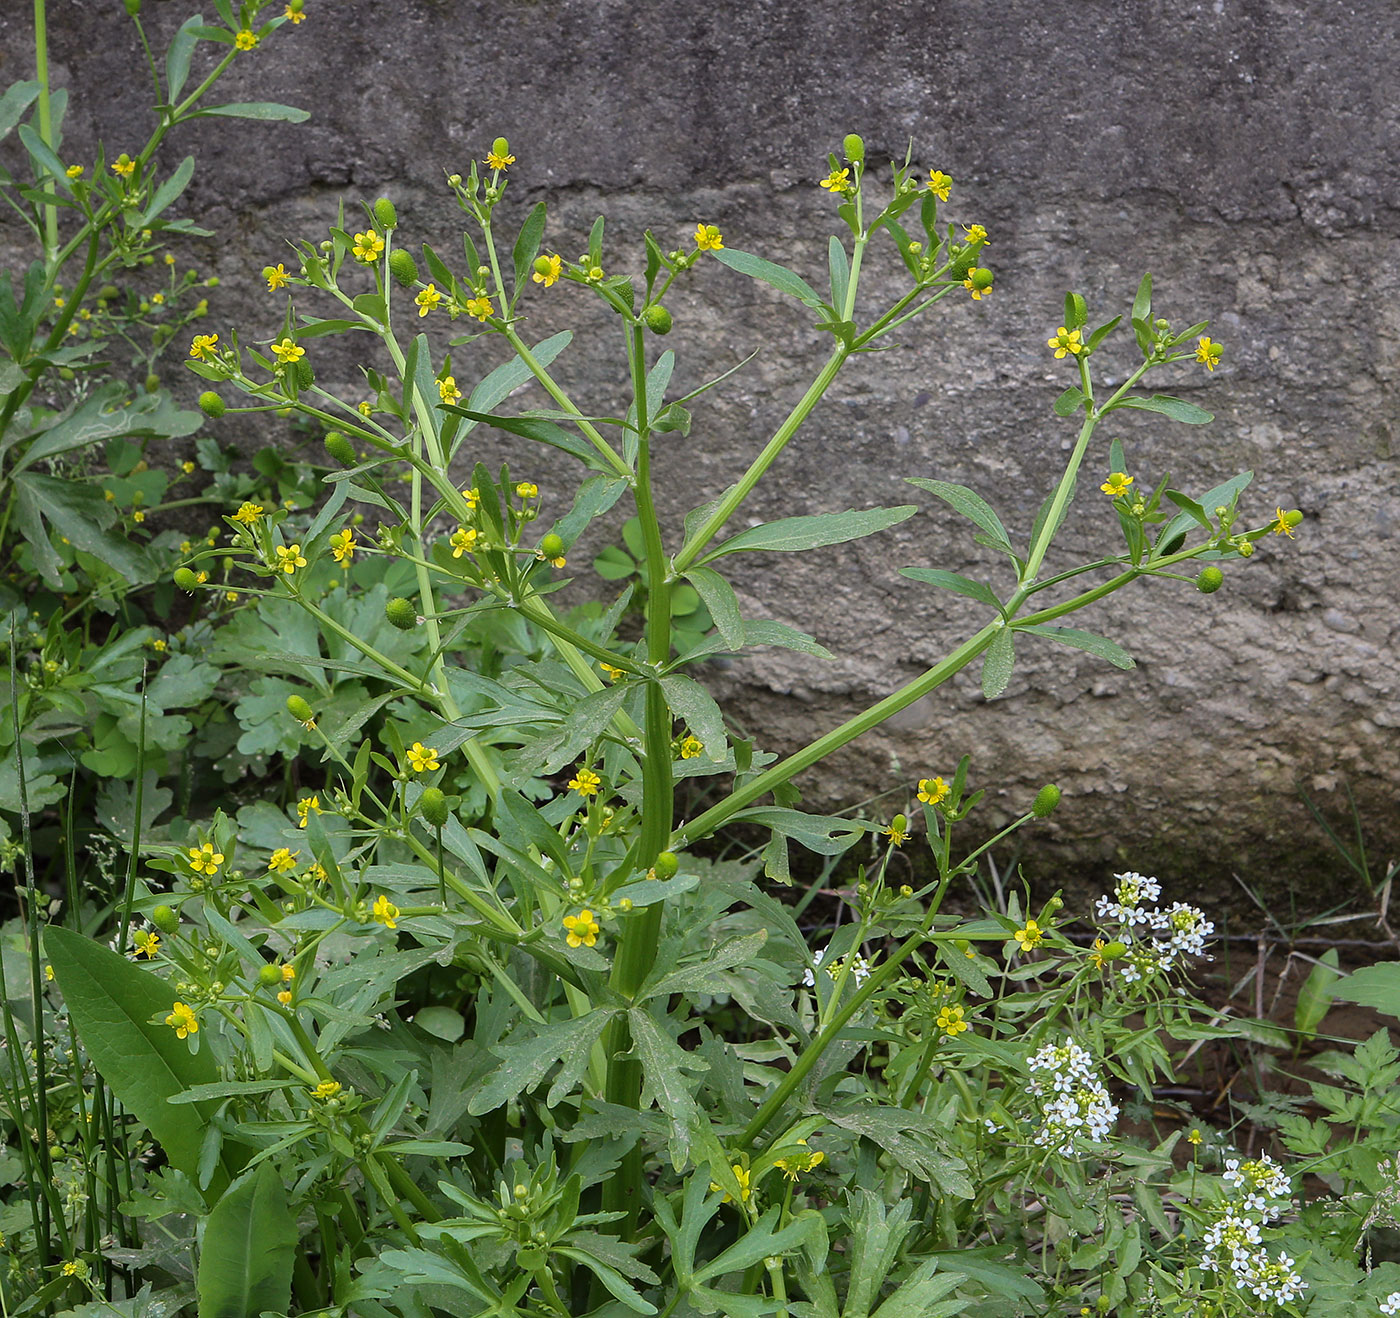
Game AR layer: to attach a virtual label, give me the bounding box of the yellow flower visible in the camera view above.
[181,461,196,474]
[515,481,538,499]
[461,486,481,509]
[305,861,327,882]
[357,400,374,417]
[484,148,516,170]
[274,543,307,574]
[449,526,478,558]
[61,1260,87,1278]
[916,777,949,806]
[562,909,600,948]
[132,510,146,523]
[271,337,304,365]
[371,894,400,929]
[233,501,264,525]
[266,263,290,291]
[1088,938,1109,970]
[312,1079,342,1100]
[568,766,601,797]
[268,847,299,873]
[1013,920,1044,952]
[1271,507,1297,538]
[438,376,462,405]
[925,170,952,201]
[406,742,440,773]
[132,929,161,959]
[679,735,704,760]
[532,253,562,287]
[1100,472,1134,498]
[774,1140,825,1181]
[234,28,259,51]
[708,1162,752,1205]
[284,3,306,23]
[189,333,219,361]
[295,796,322,828]
[352,230,385,264]
[1187,1128,1203,1146]
[187,842,224,876]
[936,1004,969,1036]
[694,223,724,252]
[277,989,293,1004]
[1047,326,1083,358]
[281,964,296,983]
[465,294,494,322]
[151,637,167,652]
[963,270,993,300]
[151,292,166,306]
[963,224,989,245]
[329,529,356,564]
[819,167,852,195]
[112,153,136,179]
[1195,335,1223,370]
[66,164,85,180]
[882,821,909,846]
[599,661,625,682]
[165,1002,199,1039]
[414,284,443,317]
[225,590,239,601]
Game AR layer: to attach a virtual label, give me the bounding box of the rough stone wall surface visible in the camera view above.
[4,0,1397,904]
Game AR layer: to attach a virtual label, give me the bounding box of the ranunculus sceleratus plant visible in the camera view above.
[37,131,1344,1318]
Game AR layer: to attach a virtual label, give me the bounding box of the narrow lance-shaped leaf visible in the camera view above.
[1110,394,1213,425]
[711,247,826,309]
[658,673,727,762]
[697,505,917,562]
[981,625,1015,700]
[906,478,1012,549]
[1020,623,1135,670]
[196,1163,296,1318]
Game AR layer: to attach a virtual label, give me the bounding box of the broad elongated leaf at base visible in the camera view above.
[196,1163,296,1318]
[45,926,229,1194]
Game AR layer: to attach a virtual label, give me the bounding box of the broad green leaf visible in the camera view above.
[1053,385,1086,417]
[508,685,627,777]
[844,1192,916,1318]
[728,808,865,856]
[0,81,40,143]
[692,1205,816,1285]
[741,618,833,660]
[906,478,1011,548]
[658,674,727,762]
[468,1010,616,1115]
[630,1009,707,1162]
[1331,963,1400,1019]
[899,568,1000,609]
[13,384,201,475]
[1131,272,1153,326]
[196,1163,296,1318]
[684,566,744,650]
[641,930,769,1000]
[139,155,195,227]
[1192,470,1254,518]
[711,247,825,308]
[444,407,602,468]
[17,124,72,192]
[822,1105,973,1198]
[1295,949,1341,1041]
[1064,291,1086,331]
[980,626,1014,700]
[510,201,548,299]
[828,236,850,313]
[698,505,916,562]
[13,471,148,589]
[1112,394,1213,425]
[1019,623,1134,670]
[165,15,203,100]
[191,101,310,122]
[45,926,229,1194]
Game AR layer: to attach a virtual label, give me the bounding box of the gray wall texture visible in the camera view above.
[6,0,1398,903]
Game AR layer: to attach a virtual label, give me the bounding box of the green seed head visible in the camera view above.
[286,694,315,723]
[1031,784,1061,818]
[419,787,449,829]
[539,533,565,560]
[294,359,314,389]
[144,373,161,394]
[173,568,198,592]
[652,850,680,880]
[372,197,398,229]
[257,963,283,987]
[642,304,673,334]
[386,597,418,631]
[388,249,418,287]
[969,266,994,290]
[151,904,179,933]
[842,133,865,163]
[324,431,356,466]
[492,137,510,160]
[1196,566,1224,594]
[198,391,226,418]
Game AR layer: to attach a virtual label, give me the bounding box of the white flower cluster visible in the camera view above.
[1198,1152,1305,1308]
[1094,871,1215,981]
[1025,1038,1119,1155]
[802,946,872,988]
[1380,1291,1400,1316]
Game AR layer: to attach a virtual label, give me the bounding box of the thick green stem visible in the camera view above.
[33,0,57,264]
[673,347,847,572]
[675,622,1000,847]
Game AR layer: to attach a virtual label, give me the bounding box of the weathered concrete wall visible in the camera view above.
[5,0,1398,901]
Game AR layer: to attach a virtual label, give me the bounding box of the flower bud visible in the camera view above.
[642,304,672,334]
[98,285,120,300]
[492,137,510,160]
[418,787,449,829]
[173,568,198,592]
[388,249,418,287]
[144,373,161,394]
[123,0,141,15]
[1031,784,1061,818]
[1236,538,1255,558]
[539,533,565,560]
[257,963,283,987]
[617,897,633,911]
[198,391,226,418]
[386,597,418,630]
[652,850,679,880]
[1196,566,1224,593]
[447,173,462,188]
[286,694,315,723]
[151,904,179,933]
[324,431,356,466]
[842,133,865,163]
[372,197,398,230]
